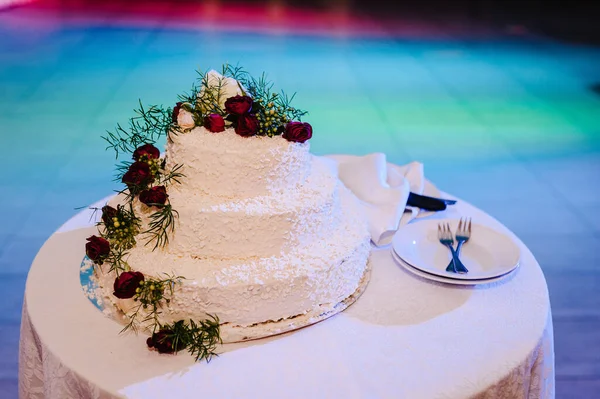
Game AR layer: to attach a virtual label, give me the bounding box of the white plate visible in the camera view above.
[392,218,520,280]
[391,250,518,286]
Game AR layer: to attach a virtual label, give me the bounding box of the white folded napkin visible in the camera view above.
[322,154,425,247]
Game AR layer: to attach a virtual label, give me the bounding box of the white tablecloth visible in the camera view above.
[19,195,555,399]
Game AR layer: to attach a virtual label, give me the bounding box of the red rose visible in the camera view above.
[235,113,259,137]
[146,329,176,354]
[203,114,225,133]
[139,186,168,207]
[172,102,182,123]
[224,95,253,115]
[101,205,118,225]
[85,235,110,264]
[133,144,160,161]
[113,271,145,299]
[283,122,312,143]
[122,161,152,187]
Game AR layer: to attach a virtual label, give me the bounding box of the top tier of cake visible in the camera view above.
[165,126,312,199]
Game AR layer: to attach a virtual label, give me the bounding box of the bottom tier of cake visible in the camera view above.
[96,186,371,343]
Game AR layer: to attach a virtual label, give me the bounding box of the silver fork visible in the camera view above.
[445,218,471,273]
[438,222,468,274]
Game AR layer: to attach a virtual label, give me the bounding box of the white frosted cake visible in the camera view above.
[88,67,371,357]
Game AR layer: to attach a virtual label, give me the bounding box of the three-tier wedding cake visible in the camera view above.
[86,66,371,359]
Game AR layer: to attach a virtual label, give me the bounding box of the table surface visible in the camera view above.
[23,195,552,399]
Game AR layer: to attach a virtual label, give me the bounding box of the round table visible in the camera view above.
[19,195,555,399]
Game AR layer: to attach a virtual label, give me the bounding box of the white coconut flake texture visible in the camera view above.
[97,128,371,342]
[166,126,312,199]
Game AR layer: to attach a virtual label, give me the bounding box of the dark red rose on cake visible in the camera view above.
[203,114,225,133]
[85,235,110,264]
[172,102,183,123]
[224,95,253,115]
[146,329,176,354]
[139,186,168,207]
[113,271,145,299]
[133,144,160,161]
[235,113,259,137]
[101,205,118,225]
[122,161,152,187]
[283,122,312,143]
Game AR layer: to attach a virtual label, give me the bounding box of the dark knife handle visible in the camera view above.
[407,192,447,211]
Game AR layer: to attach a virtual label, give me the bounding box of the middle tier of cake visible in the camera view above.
[133,156,343,259]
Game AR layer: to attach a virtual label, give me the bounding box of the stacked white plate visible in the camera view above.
[391,219,521,285]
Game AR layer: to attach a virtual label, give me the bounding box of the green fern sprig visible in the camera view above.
[162,316,222,362]
[105,246,130,275]
[157,164,185,187]
[103,101,172,159]
[144,204,178,250]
